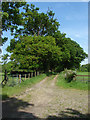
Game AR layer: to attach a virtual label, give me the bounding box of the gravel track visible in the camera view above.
[2,75,88,119]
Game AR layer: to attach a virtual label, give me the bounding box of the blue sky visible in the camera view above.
[2,2,88,65]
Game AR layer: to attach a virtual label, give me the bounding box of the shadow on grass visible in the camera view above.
[1,95,89,120]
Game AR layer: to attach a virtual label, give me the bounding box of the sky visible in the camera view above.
[2,2,88,65]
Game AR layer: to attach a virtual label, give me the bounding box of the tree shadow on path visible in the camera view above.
[47,108,90,120]
[1,95,90,120]
[1,94,39,120]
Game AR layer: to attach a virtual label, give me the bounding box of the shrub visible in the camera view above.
[64,69,77,82]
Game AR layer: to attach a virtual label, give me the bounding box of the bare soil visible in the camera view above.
[2,75,88,119]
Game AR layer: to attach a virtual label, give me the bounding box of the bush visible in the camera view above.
[64,69,77,82]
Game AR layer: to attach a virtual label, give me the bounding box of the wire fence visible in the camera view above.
[0,71,41,87]
[1,72,90,87]
[75,75,90,83]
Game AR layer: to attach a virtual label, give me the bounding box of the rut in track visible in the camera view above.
[2,74,88,119]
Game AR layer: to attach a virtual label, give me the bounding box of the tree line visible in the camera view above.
[78,64,90,72]
[1,2,88,73]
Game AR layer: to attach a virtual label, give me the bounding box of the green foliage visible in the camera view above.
[64,69,77,82]
[1,2,26,53]
[1,37,8,45]
[54,32,88,71]
[7,35,62,72]
[56,72,88,90]
[19,4,60,36]
[78,64,90,72]
[1,3,88,73]
[2,2,26,32]
[2,61,18,73]
[45,71,57,76]
[2,54,9,61]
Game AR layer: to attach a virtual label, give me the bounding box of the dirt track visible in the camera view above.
[2,75,88,119]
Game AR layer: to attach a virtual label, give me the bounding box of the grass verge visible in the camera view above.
[56,72,88,90]
[2,74,47,99]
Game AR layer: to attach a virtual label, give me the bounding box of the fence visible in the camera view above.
[75,75,90,82]
[0,71,41,87]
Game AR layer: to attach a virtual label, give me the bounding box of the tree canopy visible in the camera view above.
[6,35,61,72]
[1,2,26,45]
[1,2,88,73]
[53,32,88,71]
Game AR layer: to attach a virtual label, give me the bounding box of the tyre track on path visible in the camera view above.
[2,74,88,119]
[17,74,88,118]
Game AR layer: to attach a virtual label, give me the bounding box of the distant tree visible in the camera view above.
[88,64,90,72]
[79,64,90,72]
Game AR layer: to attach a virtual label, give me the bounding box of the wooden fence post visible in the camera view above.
[19,74,21,83]
[28,73,30,79]
[36,71,37,76]
[37,71,39,75]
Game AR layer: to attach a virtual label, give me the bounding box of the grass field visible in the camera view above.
[77,72,89,75]
[76,72,90,83]
[2,73,47,99]
[56,72,88,90]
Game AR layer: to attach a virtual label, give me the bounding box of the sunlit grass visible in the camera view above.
[56,72,88,90]
[2,74,47,99]
[77,72,90,75]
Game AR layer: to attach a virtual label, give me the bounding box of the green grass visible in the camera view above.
[0,72,4,83]
[2,74,47,99]
[77,72,89,75]
[48,74,56,80]
[56,72,88,90]
[0,72,4,75]
[76,72,89,83]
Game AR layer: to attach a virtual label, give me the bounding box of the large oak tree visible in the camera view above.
[1,2,88,72]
